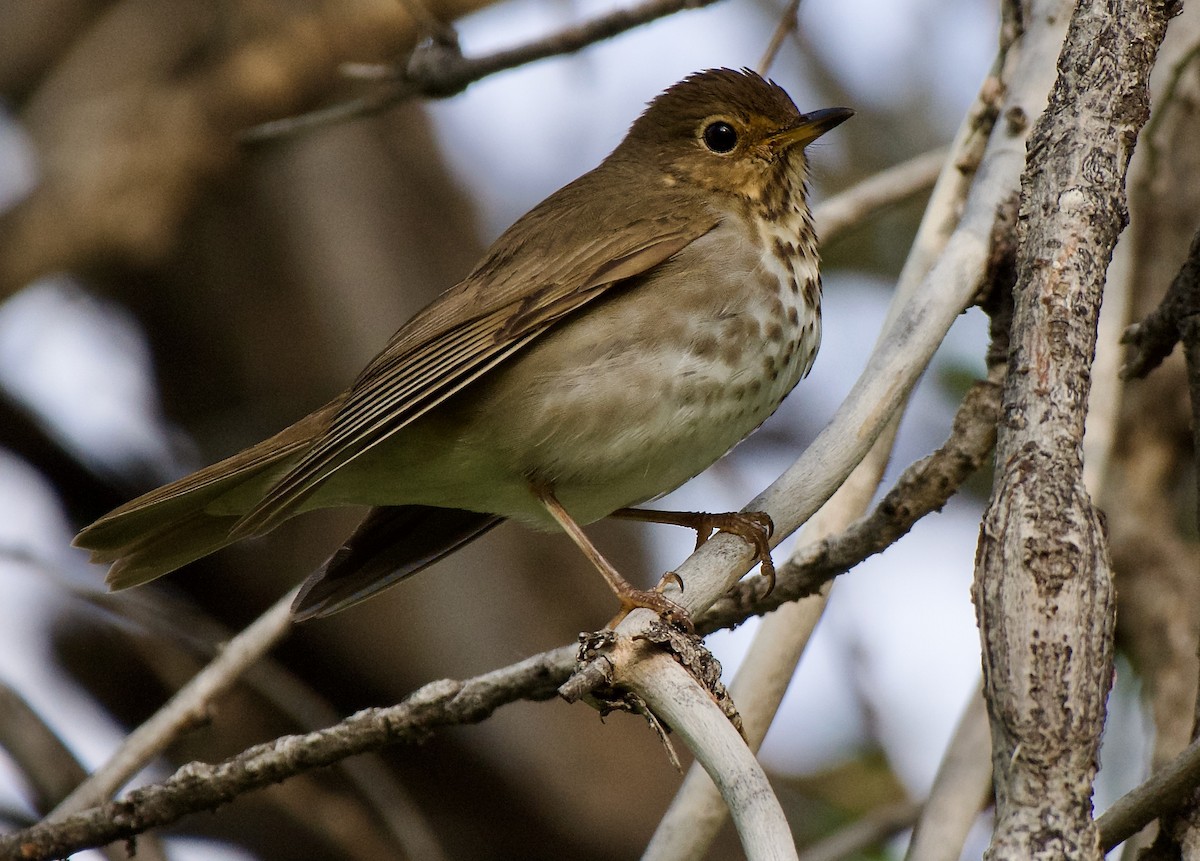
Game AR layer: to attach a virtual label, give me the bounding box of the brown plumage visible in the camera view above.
[75,69,852,622]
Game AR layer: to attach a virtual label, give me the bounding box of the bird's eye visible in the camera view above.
[702,121,738,154]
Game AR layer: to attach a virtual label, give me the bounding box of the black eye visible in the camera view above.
[702,121,738,153]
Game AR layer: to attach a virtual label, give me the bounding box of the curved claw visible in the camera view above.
[657,571,685,593]
[698,512,776,594]
[608,587,694,633]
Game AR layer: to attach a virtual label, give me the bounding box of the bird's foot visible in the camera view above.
[613,508,776,593]
[607,578,693,633]
[691,511,776,593]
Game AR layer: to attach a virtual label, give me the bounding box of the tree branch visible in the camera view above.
[0,646,574,861]
[1120,225,1200,381]
[903,683,993,861]
[972,0,1174,857]
[619,653,798,861]
[701,369,1002,633]
[241,0,721,142]
[1097,733,1200,850]
[48,588,299,819]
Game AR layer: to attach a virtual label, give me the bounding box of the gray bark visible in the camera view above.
[973,0,1175,858]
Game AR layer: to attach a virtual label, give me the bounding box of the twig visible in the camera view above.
[83,587,449,860]
[1097,732,1200,850]
[757,0,802,76]
[904,683,992,861]
[1120,226,1200,380]
[701,371,1001,632]
[644,589,830,860]
[815,147,949,248]
[0,684,91,815]
[0,683,166,861]
[797,800,921,861]
[50,587,300,819]
[0,646,574,861]
[241,0,720,142]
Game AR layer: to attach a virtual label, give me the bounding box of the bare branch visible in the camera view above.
[815,147,949,248]
[241,0,722,142]
[1120,226,1200,380]
[617,653,798,861]
[757,0,802,76]
[0,684,90,816]
[904,684,993,861]
[701,370,1001,631]
[0,646,573,861]
[797,801,921,861]
[48,588,298,818]
[0,683,167,861]
[1097,734,1200,850]
[973,0,1174,856]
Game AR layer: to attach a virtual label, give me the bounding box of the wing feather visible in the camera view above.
[232,162,717,536]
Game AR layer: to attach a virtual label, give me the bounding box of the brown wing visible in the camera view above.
[230,162,717,537]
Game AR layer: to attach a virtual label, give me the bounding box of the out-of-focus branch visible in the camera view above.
[0,684,89,816]
[1097,733,1200,851]
[244,0,722,142]
[0,682,166,861]
[49,588,299,819]
[756,0,802,76]
[815,147,948,248]
[1121,227,1200,381]
[903,683,992,861]
[0,646,574,861]
[796,801,921,861]
[0,0,720,301]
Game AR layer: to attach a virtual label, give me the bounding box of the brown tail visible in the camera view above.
[292,505,502,620]
[74,403,337,589]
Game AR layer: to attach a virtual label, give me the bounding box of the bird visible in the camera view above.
[74,68,853,626]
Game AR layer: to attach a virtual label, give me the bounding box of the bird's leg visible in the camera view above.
[531,484,692,631]
[611,508,777,593]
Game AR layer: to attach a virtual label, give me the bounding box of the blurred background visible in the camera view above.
[0,0,1178,858]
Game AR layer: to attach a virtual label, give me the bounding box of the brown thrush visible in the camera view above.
[74,68,852,624]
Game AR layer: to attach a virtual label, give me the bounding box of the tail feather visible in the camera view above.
[75,402,339,588]
[102,509,246,590]
[292,505,502,620]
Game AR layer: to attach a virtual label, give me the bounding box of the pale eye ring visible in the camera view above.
[702,121,738,154]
